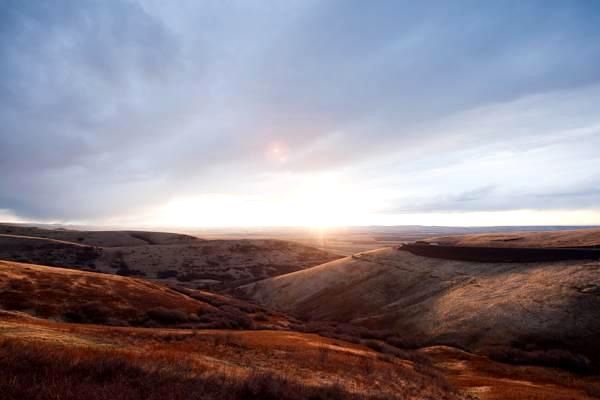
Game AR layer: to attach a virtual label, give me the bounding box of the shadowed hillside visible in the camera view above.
[0,224,201,247]
[241,246,600,370]
[0,224,341,290]
[0,234,102,269]
[401,242,600,262]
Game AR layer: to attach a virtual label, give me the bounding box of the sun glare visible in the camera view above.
[266,141,289,163]
[153,175,369,228]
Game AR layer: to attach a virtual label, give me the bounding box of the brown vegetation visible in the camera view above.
[0,234,102,268]
[0,224,341,291]
[425,228,600,248]
[0,260,290,330]
[3,226,600,398]
[0,338,388,400]
[0,224,201,247]
[242,247,600,370]
[0,311,466,400]
[424,346,600,400]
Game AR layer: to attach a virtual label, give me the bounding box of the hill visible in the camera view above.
[0,260,290,329]
[0,224,200,247]
[0,225,341,289]
[240,246,600,370]
[425,228,600,248]
[1,259,598,399]
[0,259,468,400]
[0,311,473,400]
[188,225,600,255]
[0,234,102,269]
[93,239,340,289]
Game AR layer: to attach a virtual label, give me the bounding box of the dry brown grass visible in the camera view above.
[426,228,600,248]
[0,260,213,323]
[0,338,380,400]
[0,260,290,330]
[2,256,598,399]
[0,338,383,400]
[243,247,600,369]
[4,309,598,400]
[0,225,342,290]
[423,346,600,400]
[0,312,466,400]
[0,225,200,247]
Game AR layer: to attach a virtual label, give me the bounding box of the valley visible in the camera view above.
[1,224,599,399]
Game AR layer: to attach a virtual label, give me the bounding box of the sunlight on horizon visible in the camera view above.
[154,175,373,228]
[150,193,600,228]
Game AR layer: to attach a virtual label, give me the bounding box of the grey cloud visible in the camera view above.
[1,1,600,221]
[385,175,600,214]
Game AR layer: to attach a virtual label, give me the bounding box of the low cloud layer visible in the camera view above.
[1,1,600,225]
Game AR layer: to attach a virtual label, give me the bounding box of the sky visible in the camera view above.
[1,0,600,227]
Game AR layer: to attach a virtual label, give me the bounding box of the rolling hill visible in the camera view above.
[2,259,598,399]
[0,260,292,329]
[0,259,470,400]
[0,224,201,247]
[0,311,472,400]
[2,238,600,398]
[241,245,600,369]
[0,224,341,289]
[425,228,600,248]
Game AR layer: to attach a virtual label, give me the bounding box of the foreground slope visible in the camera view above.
[3,311,598,400]
[241,247,600,368]
[0,260,467,400]
[0,311,470,400]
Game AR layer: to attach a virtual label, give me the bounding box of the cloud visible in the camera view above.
[1,1,600,223]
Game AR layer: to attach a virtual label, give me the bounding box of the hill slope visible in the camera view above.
[0,224,201,247]
[0,310,470,400]
[0,234,102,269]
[0,225,341,289]
[241,247,600,369]
[0,260,290,329]
[93,239,340,289]
[425,228,600,248]
[0,259,468,400]
[1,258,598,399]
